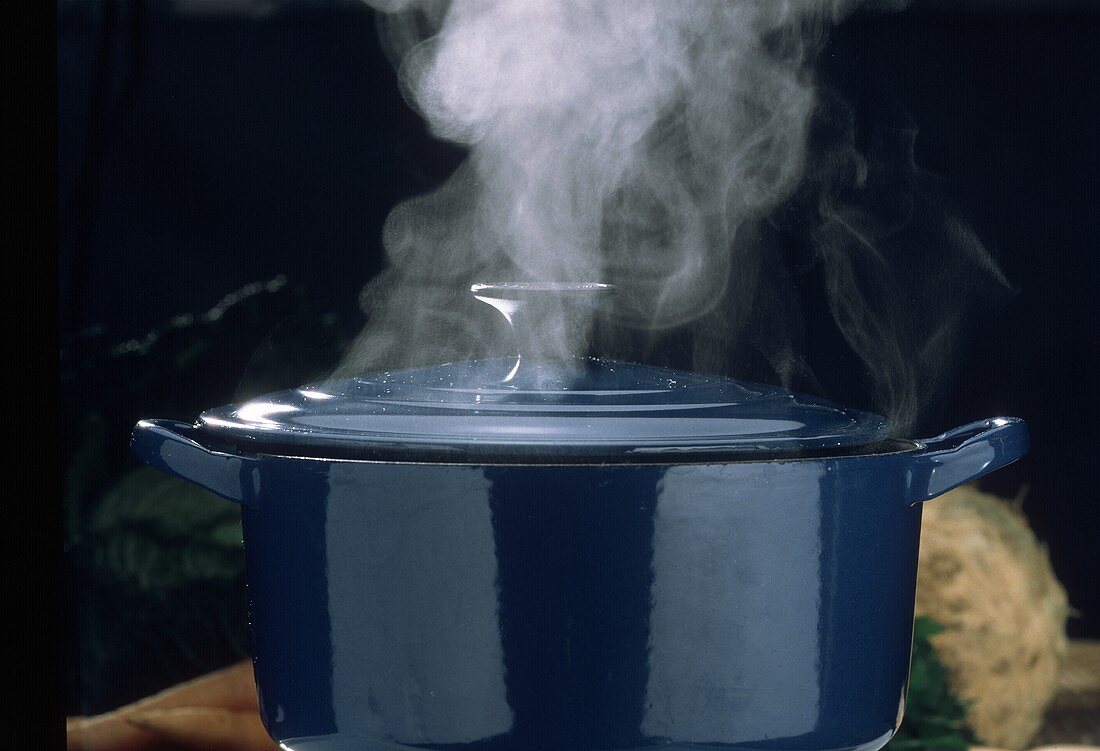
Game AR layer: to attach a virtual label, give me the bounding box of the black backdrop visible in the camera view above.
[59,0,1098,662]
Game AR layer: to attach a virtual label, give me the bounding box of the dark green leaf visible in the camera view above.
[886,615,975,751]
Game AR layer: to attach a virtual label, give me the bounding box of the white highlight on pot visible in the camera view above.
[324,463,511,742]
[234,401,299,426]
[644,462,822,740]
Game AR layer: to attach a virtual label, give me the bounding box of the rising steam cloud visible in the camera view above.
[341,0,1008,433]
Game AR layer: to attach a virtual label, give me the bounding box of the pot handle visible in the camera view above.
[131,419,259,506]
[904,417,1029,505]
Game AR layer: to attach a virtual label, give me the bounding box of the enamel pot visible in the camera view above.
[132,284,1028,751]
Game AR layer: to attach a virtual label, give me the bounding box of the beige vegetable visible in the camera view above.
[916,485,1070,750]
[126,707,277,750]
[973,747,1100,751]
[67,660,261,751]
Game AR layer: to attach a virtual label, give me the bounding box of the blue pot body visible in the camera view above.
[132,417,1028,751]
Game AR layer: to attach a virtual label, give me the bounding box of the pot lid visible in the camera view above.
[197,356,888,460]
[194,283,889,461]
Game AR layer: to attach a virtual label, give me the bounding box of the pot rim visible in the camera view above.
[198,430,924,466]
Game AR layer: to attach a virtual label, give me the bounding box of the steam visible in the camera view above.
[341,0,1009,433]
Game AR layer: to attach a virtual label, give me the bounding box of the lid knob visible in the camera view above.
[471,282,614,383]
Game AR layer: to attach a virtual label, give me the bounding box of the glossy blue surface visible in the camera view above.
[193,358,889,460]
[131,417,1028,751]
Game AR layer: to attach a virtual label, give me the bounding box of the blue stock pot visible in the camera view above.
[132,284,1028,751]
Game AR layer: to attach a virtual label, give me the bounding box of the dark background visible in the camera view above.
[59,0,1098,714]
